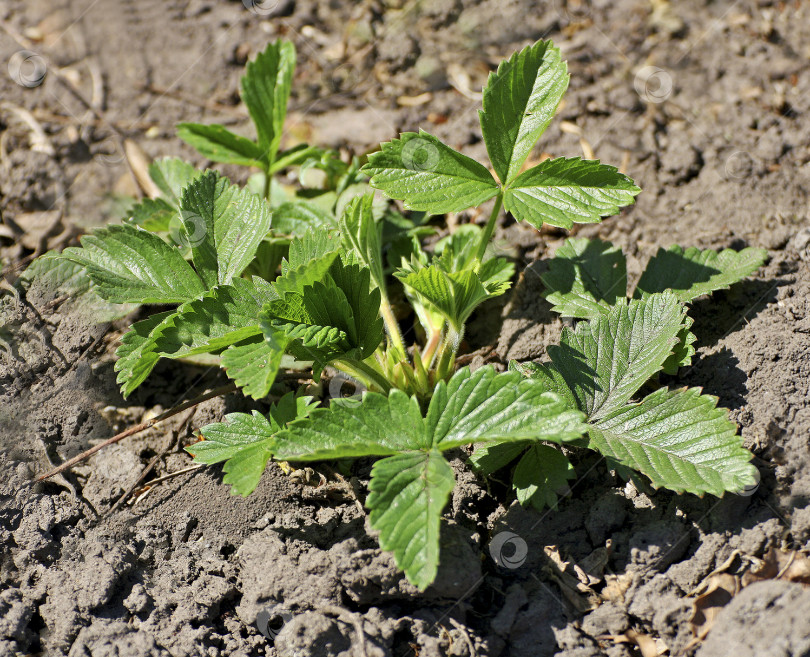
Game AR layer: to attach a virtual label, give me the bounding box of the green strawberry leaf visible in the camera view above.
[115,310,179,398]
[262,261,383,374]
[362,130,499,214]
[148,157,201,205]
[340,193,385,290]
[241,39,295,161]
[512,444,575,511]
[426,366,586,449]
[177,123,266,167]
[178,171,273,287]
[541,237,628,319]
[589,387,758,496]
[220,332,290,400]
[547,292,685,420]
[62,224,205,304]
[367,451,455,591]
[503,157,640,230]
[126,197,176,233]
[272,200,337,237]
[191,393,318,496]
[634,245,769,302]
[155,276,277,358]
[479,39,569,184]
[273,365,586,589]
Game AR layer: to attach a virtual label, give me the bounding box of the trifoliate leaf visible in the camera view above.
[634,245,769,302]
[361,130,499,214]
[155,276,277,358]
[273,365,586,589]
[547,293,685,420]
[148,157,200,205]
[62,224,205,304]
[541,238,628,318]
[367,450,455,591]
[177,123,266,167]
[340,193,385,290]
[241,39,295,161]
[513,444,575,511]
[115,310,178,398]
[274,366,585,459]
[479,39,569,184]
[178,171,273,287]
[191,393,317,496]
[221,333,289,400]
[503,157,641,229]
[588,387,758,496]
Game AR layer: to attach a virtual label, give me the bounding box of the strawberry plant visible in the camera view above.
[53,38,767,591]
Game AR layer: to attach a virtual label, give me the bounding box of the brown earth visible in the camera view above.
[1,1,810,656]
